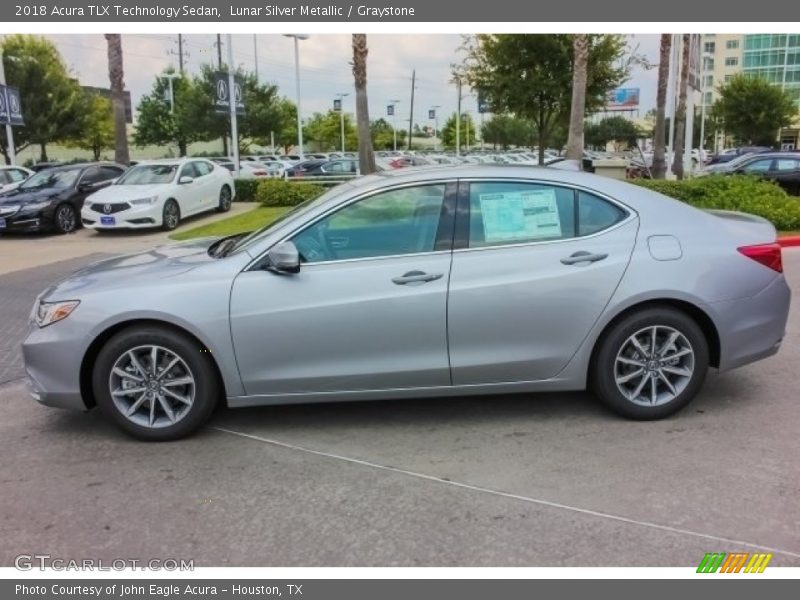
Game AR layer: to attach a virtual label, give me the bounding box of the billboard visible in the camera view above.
[606,87,640,110]
[0,84,24,126]
[387,104,394,116]
[333,98,342,111]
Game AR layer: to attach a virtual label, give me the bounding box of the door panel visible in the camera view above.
[230,253,452,395]
[447,181,638,385]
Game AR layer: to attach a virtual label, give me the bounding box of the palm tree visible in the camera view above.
[565,34,589,164]
[105,34,130,165]
[671,34,690,180]
[652,34,671,179]
[352,34,376,175]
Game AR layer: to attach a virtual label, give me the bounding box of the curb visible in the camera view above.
[778,236,800,248]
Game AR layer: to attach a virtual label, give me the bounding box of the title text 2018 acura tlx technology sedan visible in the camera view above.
[22,166,790,440]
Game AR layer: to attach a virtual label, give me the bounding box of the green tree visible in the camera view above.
[481,114,537,149]
[459,34,631,164]
[0,34,84,163]
[714,73,797,146]
[65,93,114,160]
[441,112,476,149]
[369,118,405,150]
[133,70,201,156]
[585,116,640,150]
[269,98,298,153]
[305,110,358,151]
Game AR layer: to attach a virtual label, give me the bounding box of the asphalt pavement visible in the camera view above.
[0,248,798,567]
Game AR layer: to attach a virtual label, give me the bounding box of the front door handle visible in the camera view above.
[560,251,608,265]
[392,270,444,285]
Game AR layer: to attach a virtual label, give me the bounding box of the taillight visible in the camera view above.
[253,170,267,176]
[738,243,783,273]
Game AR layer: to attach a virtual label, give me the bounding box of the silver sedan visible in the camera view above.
[22,166,791,440]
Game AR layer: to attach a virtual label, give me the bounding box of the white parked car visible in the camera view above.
[81,158,234,232]
[0,166,33,194]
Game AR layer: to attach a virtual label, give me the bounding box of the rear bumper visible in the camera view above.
[713,274,791,372]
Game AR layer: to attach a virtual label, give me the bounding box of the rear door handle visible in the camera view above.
[560,251,608,265]
[392,270,444,285]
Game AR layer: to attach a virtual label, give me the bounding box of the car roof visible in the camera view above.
[40,162,123,172]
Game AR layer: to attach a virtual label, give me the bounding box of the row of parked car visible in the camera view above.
[0,158,235,234]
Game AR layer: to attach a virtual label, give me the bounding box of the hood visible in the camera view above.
[0,186,65,205]
[86,184,171,203]
[41,238,220,300]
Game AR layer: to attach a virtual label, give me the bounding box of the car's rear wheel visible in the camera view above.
[217,185,232,213]
[54,204,78,234]
[92,326,219,440]
[161,199,180,231]
[591,307,709,420]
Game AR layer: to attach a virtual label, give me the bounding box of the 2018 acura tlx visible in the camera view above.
[22,166,790,440]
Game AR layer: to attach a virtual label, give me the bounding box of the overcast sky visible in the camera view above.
[46,33,661,126]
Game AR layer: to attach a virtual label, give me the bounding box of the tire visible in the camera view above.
[590,306,709,420]
[92,326,220,441]
[216,185,232,213]
[53,203,78,234]
[161,199,180,231]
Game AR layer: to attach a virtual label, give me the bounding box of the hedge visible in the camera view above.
[255,179,326,207]
[233,178,260,202]
[633,175,800,231]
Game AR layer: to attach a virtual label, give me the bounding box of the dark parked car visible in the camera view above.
[714,152,800,195]
[707,146,771,165]
[0,163,125,234]
[284,159,327,178]
[28,161,65,173]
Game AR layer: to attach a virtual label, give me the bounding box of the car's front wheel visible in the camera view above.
[161,199,180,231]
[53,203,78,234]
[92,326,220,440]
[217,185,232,213]
[591,307,709,420]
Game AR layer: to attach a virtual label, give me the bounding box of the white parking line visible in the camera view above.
[212,426,800,560]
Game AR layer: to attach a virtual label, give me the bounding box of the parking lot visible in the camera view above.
[0,235,798,567]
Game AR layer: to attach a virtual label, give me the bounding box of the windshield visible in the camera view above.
[116,164,178,185]
[228,186,348,255]
[19,168,81,190]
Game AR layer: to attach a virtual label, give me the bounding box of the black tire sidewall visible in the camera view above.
[591,307,709,420]
[161,200,180,231]
[54,204,77,234]
[217,185,232,212]
[92,327,219,440]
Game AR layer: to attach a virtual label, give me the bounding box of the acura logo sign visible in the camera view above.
[103,204,112,214]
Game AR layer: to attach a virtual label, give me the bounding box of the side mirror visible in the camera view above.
[266,241,300,274]
[178,176,194,185]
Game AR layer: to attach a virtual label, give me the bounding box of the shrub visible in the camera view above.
[633,175,800,231]
[255,179,326,207]
[234,178,260,202]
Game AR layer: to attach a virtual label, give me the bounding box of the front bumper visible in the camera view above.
[0,210,52,232]
[22,317,90,411]
[81,204,161,229]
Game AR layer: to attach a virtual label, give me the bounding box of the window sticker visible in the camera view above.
[479,188,561,242]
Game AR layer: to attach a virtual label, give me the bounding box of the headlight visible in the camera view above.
[35,300,80,328]
[129,196,158,206]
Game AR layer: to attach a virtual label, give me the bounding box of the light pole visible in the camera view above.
[699,52,713,162]
[390,99,400,151]
[159,73,181,113]
[336,92,349,153]
[430,105,440,150]
[226,35,240,177]
[284,34,309,159]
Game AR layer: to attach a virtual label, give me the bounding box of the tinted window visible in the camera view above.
[775,158,800,171]
[741,159,773,173]
[578,191,627,236]
[180,163,198,178]
[99,166,124,181]
[117,164,178,185]
[20,168,81,190]
[467,182,576,247]
[291,185,446,263]
[80,167,104,185]
[9,169,28,182]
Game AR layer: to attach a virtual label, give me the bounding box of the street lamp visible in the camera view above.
[390,99,400,151]
[284,34,309,159]
[699,52,714,161]
[430,105,441,150]
[159,73,181,113]
[336,92,349,153]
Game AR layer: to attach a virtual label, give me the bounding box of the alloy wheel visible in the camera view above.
[108,345,196,429]
[614,325,695,407]
[56,205,76,232]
